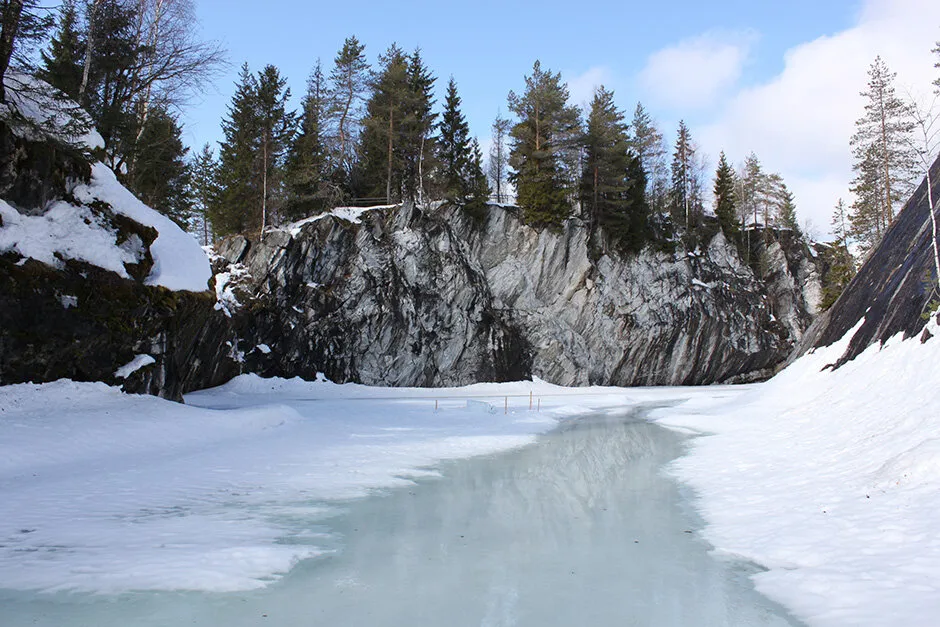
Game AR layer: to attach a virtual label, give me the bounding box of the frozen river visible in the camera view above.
[2,405,799,626]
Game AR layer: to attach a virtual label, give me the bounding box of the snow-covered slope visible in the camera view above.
[654,319,940,626]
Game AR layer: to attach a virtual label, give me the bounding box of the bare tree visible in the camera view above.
[904,91,940,290]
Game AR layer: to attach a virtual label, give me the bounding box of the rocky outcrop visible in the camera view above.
[0,123,239,401]
[217,202,822,387]
[793,154,940,365]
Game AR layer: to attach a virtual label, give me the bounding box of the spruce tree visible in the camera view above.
[38,0,84,99]
[284,60,332,221]
[778,185,800,234]
[630,102,668,214]
[402,48,436,204]
[580,85,649,252]
[821,199,857,309]
[507,60,580,227]
[848,56,916,247]
[713,151,739,241]
[356,43,410,204]
[254,64,297,234]
[437,77,474,202]
[466,137,489,215]
[669,120,701,232]
[130,105,192,228]
[189,143,218,246]
[211,63,261,236]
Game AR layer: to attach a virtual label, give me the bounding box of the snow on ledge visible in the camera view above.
[286,204,400,236]
[113,354,155,379]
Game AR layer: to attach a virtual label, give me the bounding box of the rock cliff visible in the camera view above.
[793,154,940,365]
[216,202,821,388]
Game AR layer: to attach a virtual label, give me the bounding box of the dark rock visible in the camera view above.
[792,154,940,365]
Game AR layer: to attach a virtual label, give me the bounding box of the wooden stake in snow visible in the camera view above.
[529,391,533,410]
[504,396,508,415]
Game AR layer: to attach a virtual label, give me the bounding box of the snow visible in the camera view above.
[5,312,940,623]
[3,74,103,150]
[0,376,713,594]
[113,354,155,379]
[691,278,714,289]
[0,74,211,292]
[653,318,940,626]
[0,199,140,277]
[212,261,250,316]
[72,164,211,292]
[254,344,271,354]
[286,204,399,235]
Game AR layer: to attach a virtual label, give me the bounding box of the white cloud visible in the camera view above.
[565,66,615,111]
[694,0,940,237]
[639,32,755,111]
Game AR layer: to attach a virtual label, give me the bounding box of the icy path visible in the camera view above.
[1,404,797,626]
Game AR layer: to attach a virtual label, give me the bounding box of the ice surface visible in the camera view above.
[1,407,797,626]
[1,376,722,595]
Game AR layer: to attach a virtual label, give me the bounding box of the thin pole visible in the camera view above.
[529,391,533,410]
[504,396,508,415]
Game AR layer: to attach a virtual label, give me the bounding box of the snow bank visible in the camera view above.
[0,376,710,594]
[654,320,940,626]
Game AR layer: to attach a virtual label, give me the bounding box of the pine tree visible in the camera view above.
[327,35,369,181]
[507,60,581,227]
[38,0,84,99]
[669,120,701,232]
[211,63,261,236]
[284,60,332,221]
[189,143,218,246]
[254,64,297,234]
[848,56,916,248]
[488,112,510,203]
[630,102,668,214]
[713,151,739,241]
[130,104,191,227]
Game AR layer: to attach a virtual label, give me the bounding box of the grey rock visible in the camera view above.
[224,202,821,387]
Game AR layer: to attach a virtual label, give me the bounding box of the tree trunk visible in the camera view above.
[0,0,24,103]
[79,0,103,99]
[261,132,268,242]
[386,105,393,205]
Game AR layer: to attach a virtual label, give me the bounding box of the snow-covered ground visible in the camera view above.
[654,319,940,626]
[3,320,939,625]
[0,375,721,594]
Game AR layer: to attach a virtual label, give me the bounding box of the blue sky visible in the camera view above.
[184,0,940,236]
